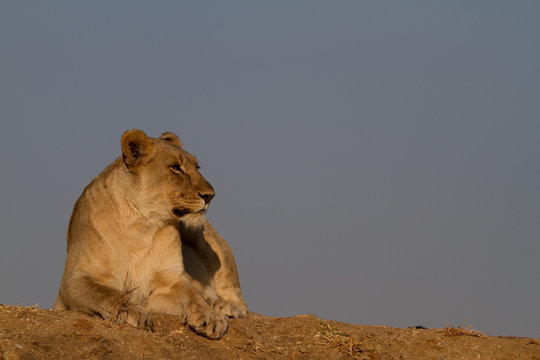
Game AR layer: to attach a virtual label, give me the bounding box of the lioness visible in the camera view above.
[54,129,247,339]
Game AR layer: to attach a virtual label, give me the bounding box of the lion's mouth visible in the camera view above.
[172,205,208,218]
[173,208,190,217]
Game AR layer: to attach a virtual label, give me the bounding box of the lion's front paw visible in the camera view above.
[209,298,247,318]
[187,306,228,340]
[114,304,153,331]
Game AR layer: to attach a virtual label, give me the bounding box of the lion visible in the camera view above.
[54,129,247,339]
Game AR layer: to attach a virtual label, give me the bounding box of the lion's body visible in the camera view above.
[54,130,247,339]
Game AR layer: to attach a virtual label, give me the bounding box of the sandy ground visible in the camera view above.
[0,305,538,360]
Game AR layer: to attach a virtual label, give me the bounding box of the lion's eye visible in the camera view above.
[170,164,184,174]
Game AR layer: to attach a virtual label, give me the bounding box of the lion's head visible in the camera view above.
[120,129,215,227]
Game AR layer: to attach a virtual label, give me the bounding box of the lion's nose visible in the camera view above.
[198,192,215,204]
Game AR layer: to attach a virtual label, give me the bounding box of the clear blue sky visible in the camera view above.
[1,1,539,338]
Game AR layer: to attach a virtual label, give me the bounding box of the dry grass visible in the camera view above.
[318,322,370,358]
[440,325,487,338]
[110,287,137,321]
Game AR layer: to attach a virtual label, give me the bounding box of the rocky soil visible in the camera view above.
[0,305,538,360]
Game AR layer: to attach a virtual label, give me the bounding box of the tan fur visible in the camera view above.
[54,129,247,339]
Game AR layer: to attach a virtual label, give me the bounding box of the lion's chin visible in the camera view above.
[172,207,206,228]
[178,212,206,229]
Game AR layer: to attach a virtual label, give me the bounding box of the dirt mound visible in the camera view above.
[0,305,538,360]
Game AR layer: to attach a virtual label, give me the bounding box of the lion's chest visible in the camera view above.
[113,224,184,303]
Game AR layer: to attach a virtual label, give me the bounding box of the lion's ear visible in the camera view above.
[160,131,182,147]
[121,129,154,169]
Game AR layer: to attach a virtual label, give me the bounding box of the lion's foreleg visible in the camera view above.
[201,226,248,317]
[60,275,153,330]
[146,275,228,339]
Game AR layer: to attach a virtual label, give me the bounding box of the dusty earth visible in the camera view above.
[0,305,538,360]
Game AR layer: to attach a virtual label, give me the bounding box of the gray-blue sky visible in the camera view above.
[1,1,539,338]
